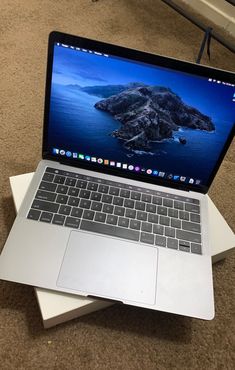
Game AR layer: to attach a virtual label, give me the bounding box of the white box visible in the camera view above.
[10,173,235,328]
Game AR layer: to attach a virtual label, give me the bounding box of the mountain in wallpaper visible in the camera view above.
[67,83,215,151]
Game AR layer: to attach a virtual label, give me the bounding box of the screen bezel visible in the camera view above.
[42,31,235,194]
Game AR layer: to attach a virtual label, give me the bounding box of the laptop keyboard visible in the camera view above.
[27,167,202,255]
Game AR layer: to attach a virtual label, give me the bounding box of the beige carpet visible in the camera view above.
[0,1,234,369]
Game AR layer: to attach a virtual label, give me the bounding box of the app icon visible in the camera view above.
[167,174,173,179]
[153,170,158,176]
[78,154,84,160]
[85,155,91,161]
[135,166,140,172]
[122,164,128,169]
[173,175,180,180]
[146,169,152,175]
[180,176,186,182]
[189,178,194,184]
[66,151,72,157]
[195,179,201,185]
[72,152,78,158]
[116,162,121,168]
[91,157,96,162]
[104,159,109,165]
[97,158,103,164]
[158,171,165,177]
[53,148,59,155]
[110,161,115,166]
[128,165,134,170]
[60,150,65,155]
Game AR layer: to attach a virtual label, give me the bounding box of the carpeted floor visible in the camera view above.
[0,1,234,369]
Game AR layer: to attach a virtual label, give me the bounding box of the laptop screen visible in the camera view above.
[45,38,234,192]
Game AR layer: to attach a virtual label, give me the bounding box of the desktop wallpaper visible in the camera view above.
[47,44,235,186]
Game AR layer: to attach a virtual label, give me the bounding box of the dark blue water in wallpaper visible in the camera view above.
[48,45,235,185]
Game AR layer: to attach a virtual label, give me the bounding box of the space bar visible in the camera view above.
[80,220,140,241]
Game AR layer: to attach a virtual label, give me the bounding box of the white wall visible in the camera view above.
[181,0,235,37]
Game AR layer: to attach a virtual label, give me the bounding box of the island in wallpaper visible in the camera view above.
[48,45,234,184]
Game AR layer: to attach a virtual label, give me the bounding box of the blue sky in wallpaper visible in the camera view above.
[48,44,235,185]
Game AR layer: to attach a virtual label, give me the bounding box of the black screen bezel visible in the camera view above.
[42,31,235,194]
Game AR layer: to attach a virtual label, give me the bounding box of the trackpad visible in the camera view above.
[57,231,158,305]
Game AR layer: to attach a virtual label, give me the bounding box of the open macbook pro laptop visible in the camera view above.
[0,32,234,320]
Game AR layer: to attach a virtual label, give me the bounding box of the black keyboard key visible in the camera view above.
[124,199,134,209]
[179,211,190,221]
[167,238,178,249]
[98,184,109,193]
[102,194,113,204]
[56,194,68,204]
[71,207,83,218]
[52,214,65,226]
[141,222,152,233]
[68,187,79,197]
[131,191,141,201]
[190,213,201,223]
[157,206,167,216]
[130,219,141,230]
[179,240,190,252]
[83,210,95,221]
[141,193,151,203]
[147,214,159,224]
[165,227,175,238]
[65,177,76,187]
[113,197,124,206]
[174,201,184,210]
[65,216,80,229]
[68,197,79,207]
[27,209,41,220]
[163,198,173,208]
[146,204,156,213]
[137,211,147,221]
[153,224,164,235]
[120,189,130,198]
[185,203,200,214]
[76,180,87,189]
[140,232,154,245]
[32,199,59,213]
[152,196,162,205]
[91,201,102,212]
[171,218,181,228]
[191,243,202,255]
[81,220,139,241]
[79,189,91,199]
[155,235,166,247]
[114,206,125,216]
[94,212,106,223]
[35,190,56,202]
[91,192,102,201]
[57,185,68,194]
[168,208,178,218]
[54,175,66,184]
[40,212,53,223]
[182,221,201,233]
[176,230,201,243]
[159,216,170,226]
[109,187,120,196]
[103,204,114,214]
[135,201,145,211]
[87,182,98,191]
[42,173,54,182]
[79,199,91,209]
[39,181,57,192]
[118,217,129,228]
[106,214,118,225]
[59,205,71,216]
[125,208,136,219]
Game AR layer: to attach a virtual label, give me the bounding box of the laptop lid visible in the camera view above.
[42,31,235,194]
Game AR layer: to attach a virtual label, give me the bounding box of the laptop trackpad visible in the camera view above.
[57,231,158,305]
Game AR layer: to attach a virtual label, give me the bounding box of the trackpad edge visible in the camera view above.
[57,231,158,305]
